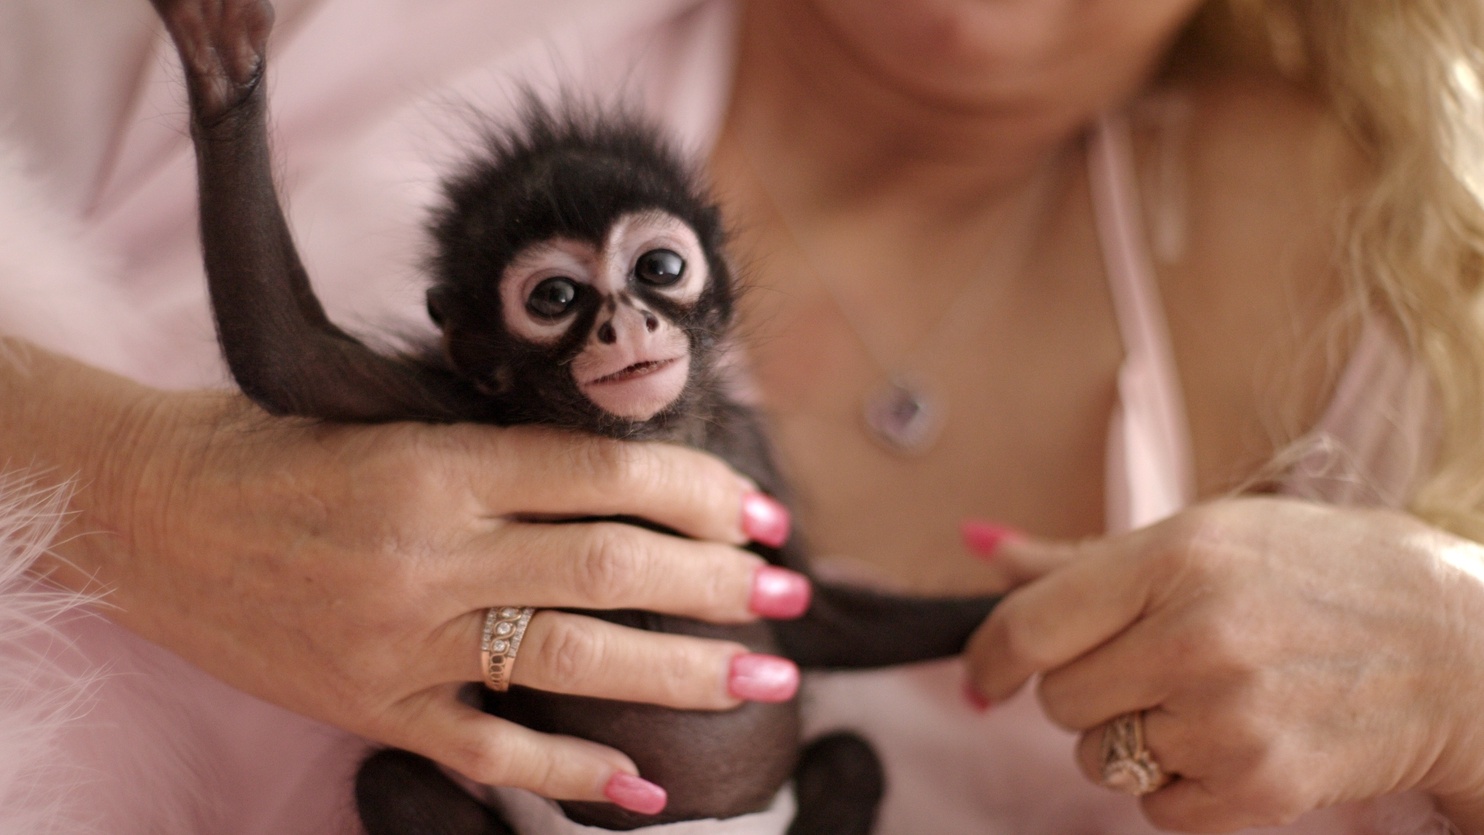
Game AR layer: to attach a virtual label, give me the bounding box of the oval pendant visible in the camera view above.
[862,377,943,455]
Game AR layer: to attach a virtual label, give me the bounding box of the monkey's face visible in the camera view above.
[496,211,705,421]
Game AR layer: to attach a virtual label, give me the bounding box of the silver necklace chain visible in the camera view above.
[731,135,1061,455]
[790,235,1004,455]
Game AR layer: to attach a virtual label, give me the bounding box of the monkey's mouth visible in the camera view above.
[579,354,691,421]
[590,357,680,385]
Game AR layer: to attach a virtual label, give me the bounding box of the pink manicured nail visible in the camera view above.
[960,519,1024,560]
[728,653,800,703]
[962,680,992,713]
[749,566,812,619]
[741,491,791,548]
[603,773,668,815]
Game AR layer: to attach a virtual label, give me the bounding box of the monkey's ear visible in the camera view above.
[426,286,451,328]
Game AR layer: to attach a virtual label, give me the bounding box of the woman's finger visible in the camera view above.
[961,520,1077,585]
[438,609,798,709]
[1073,717,1293,833]
[1072,707,1187,788]
[512,612,796,707]
[456,520,806,622]
[1035,612,1176,732]
[391,693,663,809]
[1073,709,1249,832]
[1141,780,1234,834]
[454,426,784,547]
[965,529,1159,702]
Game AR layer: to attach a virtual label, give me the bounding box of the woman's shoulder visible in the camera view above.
[1148,71,1367,234]
[1156,70,1366,328]
[1128,71,1368,494]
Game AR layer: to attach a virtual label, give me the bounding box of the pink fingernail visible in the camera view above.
[749,566,812,619]
[603,772,667,815]
[728,653,800,703]
[742,492,791,548]
[962,680,992,713]
[960,519,1023,560]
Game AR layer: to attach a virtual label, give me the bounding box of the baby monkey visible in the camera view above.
[148,1,1002,833]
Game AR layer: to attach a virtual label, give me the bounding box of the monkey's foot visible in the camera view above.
[786,733,883,835]
[149,0,274,119]
[357,749,516,835]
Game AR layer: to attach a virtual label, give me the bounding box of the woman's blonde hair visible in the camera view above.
[1183,1,1484,536]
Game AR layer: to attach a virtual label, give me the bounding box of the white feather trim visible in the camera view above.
[0,472,98,834]
[0,470,241,835]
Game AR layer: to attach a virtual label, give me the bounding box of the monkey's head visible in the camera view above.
[425,102,734,437]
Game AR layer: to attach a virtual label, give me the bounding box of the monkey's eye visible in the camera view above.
[634,249,685,287]
[527,277,580,320]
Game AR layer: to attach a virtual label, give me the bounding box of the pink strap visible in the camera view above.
[1088,114,1198,531]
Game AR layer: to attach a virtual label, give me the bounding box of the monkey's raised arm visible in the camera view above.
[155,0,466,421]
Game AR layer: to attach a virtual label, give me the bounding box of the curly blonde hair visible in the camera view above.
[1178,1,1484,536]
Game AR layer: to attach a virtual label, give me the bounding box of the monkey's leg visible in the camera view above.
[357,749,517,835]
[148,0,464,420]
[706,407,1003,670]
[785,732,884,835]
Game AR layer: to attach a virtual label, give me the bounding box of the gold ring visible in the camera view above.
[1100,711,1171,796]
[480,606,535,692]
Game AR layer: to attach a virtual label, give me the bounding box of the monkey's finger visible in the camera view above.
[387,691,665,811]
[441,608,796,710]
[457,520,808,623]
[463,425,777,547]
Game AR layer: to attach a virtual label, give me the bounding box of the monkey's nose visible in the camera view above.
[596,308,661,345]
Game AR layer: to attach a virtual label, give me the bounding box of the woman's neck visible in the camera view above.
[726,1,1114,214]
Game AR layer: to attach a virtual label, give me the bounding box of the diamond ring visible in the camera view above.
[480,606,535,692]
[1100,711,1171,796]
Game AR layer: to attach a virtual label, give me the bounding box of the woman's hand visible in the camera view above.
[3,341,807,811]
[963,497,1484,832]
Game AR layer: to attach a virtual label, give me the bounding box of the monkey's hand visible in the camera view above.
[4,342,808,810]
[149,0,273,121]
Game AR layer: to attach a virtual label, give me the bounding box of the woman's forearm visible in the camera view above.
[0,332,808,803]
[0,336,175,596]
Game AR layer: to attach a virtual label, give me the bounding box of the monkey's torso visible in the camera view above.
[490,393,806,828]
[498,615,798,828]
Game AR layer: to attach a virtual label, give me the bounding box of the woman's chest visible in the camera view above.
[735,232,1125,594]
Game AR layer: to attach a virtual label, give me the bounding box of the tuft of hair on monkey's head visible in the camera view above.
[424,97,737,439]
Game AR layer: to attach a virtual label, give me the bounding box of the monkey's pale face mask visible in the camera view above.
[499,211,706,420]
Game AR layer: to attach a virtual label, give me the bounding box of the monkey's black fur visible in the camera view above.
[423,100,737,440]
[148,2,1002,833]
